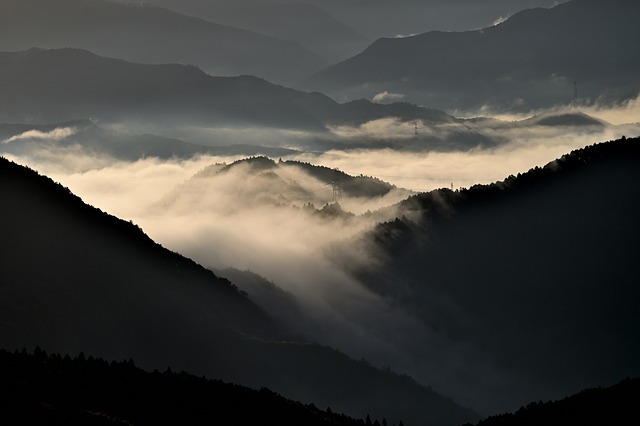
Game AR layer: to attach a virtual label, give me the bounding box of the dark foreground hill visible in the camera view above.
[0,348,363,426]
[0,156,478,426]
[301,0,640,112]
[339,136,640,413]
[470,377,640,426]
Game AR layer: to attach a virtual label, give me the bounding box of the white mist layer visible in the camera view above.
[4,111,640,413]
[294,126,638,192]
[3,127,78,144]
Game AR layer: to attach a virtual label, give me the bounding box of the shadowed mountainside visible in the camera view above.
[300,0,640,112]
[0,0,326,84]
[337,136,640,413]
[0,156,478,426]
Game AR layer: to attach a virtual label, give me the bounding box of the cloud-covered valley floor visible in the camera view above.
[3,106,639,414]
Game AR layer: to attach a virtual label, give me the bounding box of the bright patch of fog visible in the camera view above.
[372,91,406,103]
[104,122,322,150]
[3,126,78,144]
[394,33,417,38]
[317,117,639,192]
[492,16,509,26]
[328,117,418,140]
[465,94,640,126]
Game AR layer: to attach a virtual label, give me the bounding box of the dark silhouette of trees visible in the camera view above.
[468,378,640,426]
[341,135,640,412]
[0,348,363,426]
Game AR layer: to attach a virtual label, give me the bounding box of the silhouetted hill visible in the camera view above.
[0,348,366,426]
[0,0,326,84]
[281,158,399,199]
[470,377,640,426]
[0,120,299,160]
[124,0,370,63]
[162,156,410,212]
[521,112,607,127]
[222,157,398,198]
[338,136,640,413]
[0,156,478,426]
[300,0,640,112]
[0,48,454,131]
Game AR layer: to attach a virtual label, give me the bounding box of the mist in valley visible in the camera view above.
[2,0,639,422]
[4,101,639,413]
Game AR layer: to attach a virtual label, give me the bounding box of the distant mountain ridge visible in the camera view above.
[122,0,370,63]
[300,0,560,39]
[300,0,640,112]
[0,47,454,131]
[0,0,326,84]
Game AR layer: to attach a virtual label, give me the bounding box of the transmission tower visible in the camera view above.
[330,180,343,202]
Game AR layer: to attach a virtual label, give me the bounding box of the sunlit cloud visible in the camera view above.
[492,16,509,26]
[329,117,417,140]
[461,94,640,126]
[394,33,417,38]
[3,127,78,144]
[372,91,406,104]
[299,133,635,192]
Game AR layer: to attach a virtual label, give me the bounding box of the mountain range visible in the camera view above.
[302,0,560,39]
[0,47,453,131]
[120,0,370,63]
[1,0,638,422]
[0,0,326,84]
[300,0,640,113]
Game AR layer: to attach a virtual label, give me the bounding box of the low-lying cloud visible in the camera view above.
[372,91,406,103]
[466,94,640,126]
[328,117,418,141]
[3,126,78,144]
[4,101,640,415]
